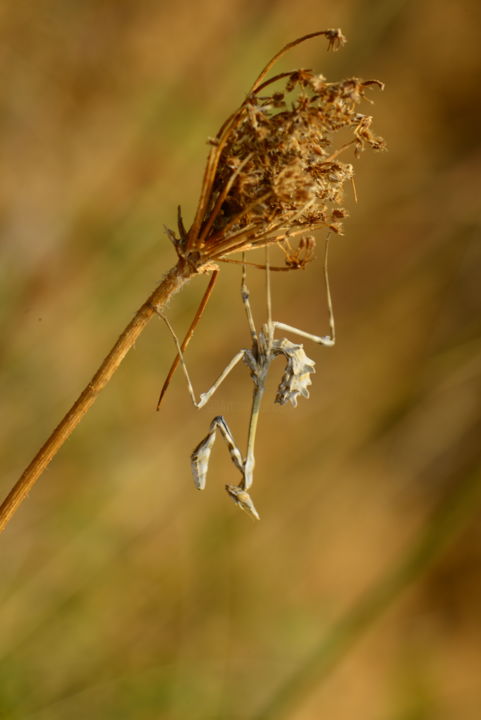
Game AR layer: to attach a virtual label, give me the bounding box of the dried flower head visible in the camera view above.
[172,29,385,272]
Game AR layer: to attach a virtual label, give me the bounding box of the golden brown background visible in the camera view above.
[1,1,481,718]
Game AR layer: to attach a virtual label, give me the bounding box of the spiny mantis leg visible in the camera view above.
[270,236,336,347]
[191,416,260,521]
[156,269,219,410]
[191,416,242,488]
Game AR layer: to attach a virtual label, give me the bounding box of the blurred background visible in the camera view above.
[1,1,481,718]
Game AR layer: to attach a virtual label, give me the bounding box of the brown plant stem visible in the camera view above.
[0,260,196,533]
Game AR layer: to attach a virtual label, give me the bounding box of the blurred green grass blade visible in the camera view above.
[254,465,481,720]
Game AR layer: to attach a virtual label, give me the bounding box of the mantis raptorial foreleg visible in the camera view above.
[191,416,243,488]
[192,415,260,520]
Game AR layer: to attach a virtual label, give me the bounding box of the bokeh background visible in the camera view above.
[1,1,481,718]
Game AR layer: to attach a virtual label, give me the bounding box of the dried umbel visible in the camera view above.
[172,29,385,272]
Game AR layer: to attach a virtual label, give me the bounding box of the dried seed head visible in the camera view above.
[177,30,385,270]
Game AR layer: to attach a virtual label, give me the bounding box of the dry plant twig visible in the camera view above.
[0,29,384,532]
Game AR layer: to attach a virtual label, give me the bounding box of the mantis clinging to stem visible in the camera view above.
[159,239,335,520]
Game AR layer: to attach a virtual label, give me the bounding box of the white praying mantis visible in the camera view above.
[159,239,335,520]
